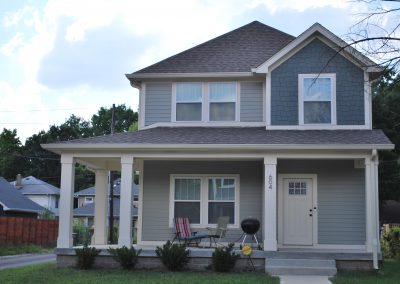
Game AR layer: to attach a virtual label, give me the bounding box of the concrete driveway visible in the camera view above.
[0,253,56,270]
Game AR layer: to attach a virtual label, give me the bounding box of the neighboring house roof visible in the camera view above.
[10,176,60,195]
[74,181,139,197]
[73,197,138,217]
[43,128,393,151]
[0,177,45,213]
[128,21,294,75]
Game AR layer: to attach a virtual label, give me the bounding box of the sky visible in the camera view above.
[0,0,390,143]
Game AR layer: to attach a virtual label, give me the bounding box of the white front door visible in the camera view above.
[282,178,314,245]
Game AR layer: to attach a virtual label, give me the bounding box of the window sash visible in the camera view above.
[299,74,335,125]
[171,176,238,227]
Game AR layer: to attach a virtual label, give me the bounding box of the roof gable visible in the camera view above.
[127,21,294,77]
[255,23,381,74]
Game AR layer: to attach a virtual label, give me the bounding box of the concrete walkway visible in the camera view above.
[280,275,332,284]
[0,253,56,270]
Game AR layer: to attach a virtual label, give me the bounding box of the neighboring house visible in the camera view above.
[74,197,138,228]
[74,179,139,208]
[0,177,44,218]
[43,21,394,270]
[11,175,60,215]
[73,181,139,228]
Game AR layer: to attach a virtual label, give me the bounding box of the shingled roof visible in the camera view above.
[46,127,392,149]
[128,21,294,75]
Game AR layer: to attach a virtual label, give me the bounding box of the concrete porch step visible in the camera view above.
[265,258,337,276]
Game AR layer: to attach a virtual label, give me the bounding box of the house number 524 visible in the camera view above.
[268,174,273,190]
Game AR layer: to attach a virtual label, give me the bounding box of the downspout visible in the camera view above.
[372,149,379,269]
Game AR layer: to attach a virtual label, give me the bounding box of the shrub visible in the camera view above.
[381,227,400,259]
[73,220,92,246]
[108,246,142,270]
[211,243,240,272]
[155,241,189,271]
[75,245,100,269]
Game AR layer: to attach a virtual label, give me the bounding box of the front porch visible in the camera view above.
[53,148,381,270]
[55,245,378,272]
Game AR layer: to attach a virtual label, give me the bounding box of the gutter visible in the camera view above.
[41,143,395,152]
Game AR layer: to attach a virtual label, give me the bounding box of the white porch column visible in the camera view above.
[57,155,75,248]
[118,155,134,247]
[264,156,278,251]
[94,170,108,245]
[365,151,380,269]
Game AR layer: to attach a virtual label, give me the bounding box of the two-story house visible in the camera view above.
[43,21,393,271]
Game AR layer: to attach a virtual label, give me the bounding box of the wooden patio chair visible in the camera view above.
[206,216,230,246]
[172,217,212,247]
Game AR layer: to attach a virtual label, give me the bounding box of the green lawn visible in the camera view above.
[331,259,400,284]
[0,244,53,256]
[0,263,279,284]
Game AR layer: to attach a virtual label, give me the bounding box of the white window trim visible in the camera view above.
[172,82,240,123]
[169,174,240,229]
[298,73,336,126]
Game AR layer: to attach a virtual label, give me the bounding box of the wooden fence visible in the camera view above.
[0,217,58,246]
[383,223,400,233]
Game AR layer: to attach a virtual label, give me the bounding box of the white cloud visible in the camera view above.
[250,0,349,14]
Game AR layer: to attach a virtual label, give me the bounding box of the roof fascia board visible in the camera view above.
[255,23,383,74]
[42,143,394,151]
[127,72,254,79]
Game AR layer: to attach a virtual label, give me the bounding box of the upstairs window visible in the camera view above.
[176,83,202,121]
[299,74,336,125]
[209,82,237,121]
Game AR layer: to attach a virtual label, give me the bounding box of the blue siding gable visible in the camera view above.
[271,38,365,126]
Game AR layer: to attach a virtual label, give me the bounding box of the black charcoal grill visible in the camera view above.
[239,218,261,248]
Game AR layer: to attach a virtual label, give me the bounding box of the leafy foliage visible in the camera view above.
[155,241,189,271]
[75,245,100,270]
[211,243,239,272]
[108,246,142,270]
[381,227,400,259]
[372,72,400,204]
[0,104,137,192]
[0,128,25,180]
[73,220,92,246]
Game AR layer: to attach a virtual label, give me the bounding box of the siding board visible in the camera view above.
[240,82,264,122]
[145,82,172,126]
[278,159,366,245]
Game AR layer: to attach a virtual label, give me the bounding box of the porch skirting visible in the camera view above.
[55,247,378,271]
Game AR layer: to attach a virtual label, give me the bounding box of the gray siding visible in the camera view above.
[271,38,365,126]
[144,82,172,126]
[142,161,263,242]
[278,160,366,245]
[240,82,264,122]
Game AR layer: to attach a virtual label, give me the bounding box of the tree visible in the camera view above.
[346,1,400,73]
[23,115,94,189]
[372,72,400,202]
[0,128,25,180]
[92,104,137,136]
